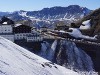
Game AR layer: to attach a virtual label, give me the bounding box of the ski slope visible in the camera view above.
[0,36,79,75]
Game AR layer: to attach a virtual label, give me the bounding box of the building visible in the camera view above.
[0,17,14,42]
[40,27,47,32]
[14,24,43,42]
[0,33,14,42]
[14,24,32,40]
[13,24,32,33]
[55,21,69,30]
[0,24,14,42]
[31,27,39,34]
[26,34,43,42]
[0,17,43,42]
[0,24,13,33]
[0,16,14,25]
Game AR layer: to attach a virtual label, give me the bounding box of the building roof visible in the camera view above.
[0,33,14,35]
[14,24,22,27]
[13,25,32,33]
[0,16,14,25]
[14,24,32,28]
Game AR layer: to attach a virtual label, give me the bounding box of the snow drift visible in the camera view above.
[67,28,97,40]
[79,20,91,30]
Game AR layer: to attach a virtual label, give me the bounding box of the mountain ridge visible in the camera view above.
[0,5,91,28]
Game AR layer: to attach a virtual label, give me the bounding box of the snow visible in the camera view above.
[40,41,57,61]
[66,28,97,40]
[2,22,7,24]
[19,12,27,17]
[64,13,68,19]
[67,28,82,38]
[59,40,98,75]
[67,28,97,40]
[80,13,84,18]
[0,36,79,75]
[50,28,97,40]
[15,24,22,27]
[51,40,57,51]
[79,20,91,30]
[39,40,98,75]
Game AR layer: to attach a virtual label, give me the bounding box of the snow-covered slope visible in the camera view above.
[0,36,79,75]
[66,28,97,40]
[79,20,91,30]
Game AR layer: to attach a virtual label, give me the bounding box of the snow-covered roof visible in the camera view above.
[2,22,7,24]
[0,36,79,75]
[14,23,22,27]
[79,20,91,30]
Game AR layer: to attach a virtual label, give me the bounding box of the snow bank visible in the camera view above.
[0,36,79,75]
[79,20,91,30]
[67,28,82,38]
[67,28,97,40]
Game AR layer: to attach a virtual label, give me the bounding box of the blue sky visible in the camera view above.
[0,0,100,12]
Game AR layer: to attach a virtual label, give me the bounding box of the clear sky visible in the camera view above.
[0,0,100,12]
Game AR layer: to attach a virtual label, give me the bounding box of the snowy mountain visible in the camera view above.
[5,5,91,28]
[0,36,79,75]
[0,12,9,17]
[12,5,91,20]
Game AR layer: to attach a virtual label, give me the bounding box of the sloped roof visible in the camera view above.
[0,16,14,25]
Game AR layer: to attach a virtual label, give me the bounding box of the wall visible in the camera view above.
[26,36,43,42]
[14,33,32,40]
[0,35,14,42]
[0,25,13,33]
